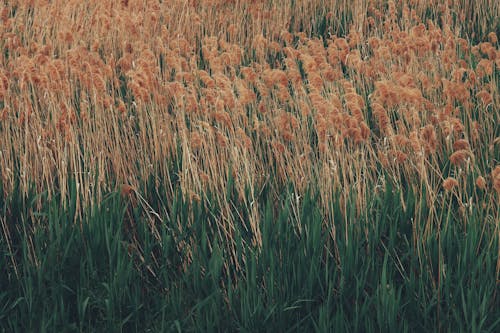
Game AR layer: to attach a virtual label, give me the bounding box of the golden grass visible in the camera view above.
[0,0,498,233]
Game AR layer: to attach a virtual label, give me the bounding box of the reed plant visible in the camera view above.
[1,0,499,331]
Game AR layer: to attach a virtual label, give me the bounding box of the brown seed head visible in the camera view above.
[121,184,134,197]
[421,125,437,154]
[493,166,500,194]
[443,177,459,191]
[449,149,470,166]
[453,139,470,151]
[476,90,493,106]
[191,131,203,150]
[488,32,498,44]
[215,130,228,147]
[475,176,486,190]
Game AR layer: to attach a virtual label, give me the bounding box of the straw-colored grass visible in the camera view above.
[1,1,499,331]
[1,1,498,228]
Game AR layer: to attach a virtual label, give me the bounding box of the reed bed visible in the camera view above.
[1,0,499,331]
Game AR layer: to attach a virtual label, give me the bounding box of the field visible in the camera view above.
[0,0,499,331]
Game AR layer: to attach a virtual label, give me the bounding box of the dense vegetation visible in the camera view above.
[1,0,499,331]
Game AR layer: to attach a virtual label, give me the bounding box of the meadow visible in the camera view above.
[0,0,499,331]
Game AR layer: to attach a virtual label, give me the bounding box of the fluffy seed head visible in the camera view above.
[453,139,470,151]
[475,176,486,190]
[443,177,459,191]
[493,166,500,194]
[120,184,134,197]
[449,149,470,166]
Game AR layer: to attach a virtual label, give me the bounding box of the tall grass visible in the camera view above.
[0,0,499,331]
[1,0,498,220]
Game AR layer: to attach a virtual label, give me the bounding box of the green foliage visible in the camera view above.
[1,172,498,332]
